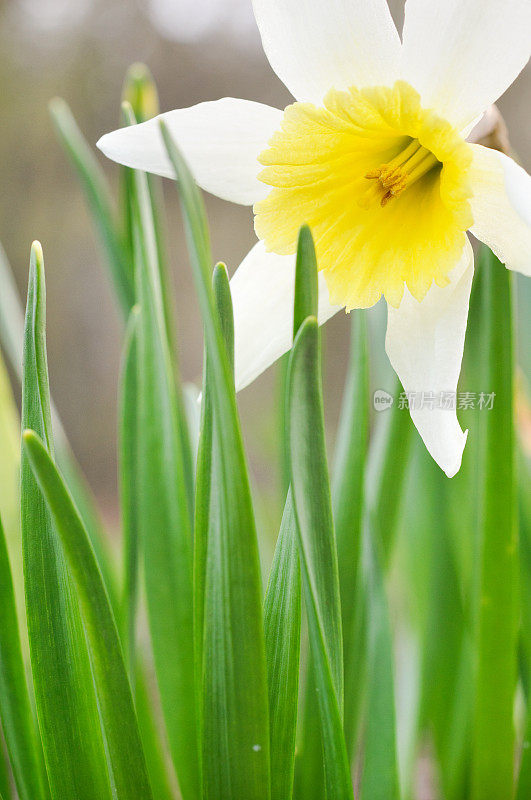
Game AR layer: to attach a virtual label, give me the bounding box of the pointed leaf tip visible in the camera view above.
[122,63,159,122]
[294,227,318,338]
[30,241,43,262]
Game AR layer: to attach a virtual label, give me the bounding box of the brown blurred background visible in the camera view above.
[1,0,530,528]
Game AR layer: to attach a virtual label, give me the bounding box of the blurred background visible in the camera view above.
[1,0,530,531]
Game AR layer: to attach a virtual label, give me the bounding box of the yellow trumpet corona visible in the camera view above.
[255,81,473,309]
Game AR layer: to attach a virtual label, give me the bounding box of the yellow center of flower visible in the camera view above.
[254,81,473,309]
[361,139,440,208]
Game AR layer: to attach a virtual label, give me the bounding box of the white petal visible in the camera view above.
[97,98,283,205]
[232,241,341,391]
[252,0,401,103]
[385,241,474,477]
[469,145,531,277]
[401,0,531,130]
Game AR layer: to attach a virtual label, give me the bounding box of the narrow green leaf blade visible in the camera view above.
[49,98,133,314]
[202,262,270,799]
[0,242,25,376]
[120,78,179,398]
[194,261,235,706]
[0,739,9,800]
[161,126,270,800]
[359,526,400,800]
[292,226,335,800]
[517,454,531,800]
[365,377,413,563]
[333,311,370,755]
[0,238,120,619]
[0,513,48,800]
[194,345,212,719]
[294,226,318,334]
[359,386,410,800]
[264,490,301,800]
[131,155,199,799]
[0,351,24,637]
[414,449,471,800]
[121,100,195,517]
[471,247,518,800]
[22,430,153,800]
[124,132,200,798]
[288,316,353,800]
[118,306,140,678]
[21,242,112,800]
[133,665,176,800]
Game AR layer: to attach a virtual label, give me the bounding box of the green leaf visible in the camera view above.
[264,490,301,800]
[22,430,153,800]
[120,73,175,360]
[333,311,370,755]
[0,739,10,800]
[365,377,413,563]
[118,306,140,679]
[293,226,318,333]
[410,264,489,800]
[121,99,195,520]
[356,382,406,800]
[204,263,270,799]
[56,442,121,613]
[471,247,518,800]
[0,351,24,636]
[0,237,120,622]
[212,263,235,374]
[288,315,352,800]
[128,160,198,798]
[49,98,133,314]
[194,344,212,722]
[445,263,486,600]
[122,63,161,124]
[290,227,326,800]
[414,451,471,800]
[194,260,235,701]
[133,665,176,800]
[359,525,400,800]
[0,513,48,800]
[0,241,25,375]
[160,125,270,800]
[21,242,112,800]
[193,261,235,782]
[517,453,531,800]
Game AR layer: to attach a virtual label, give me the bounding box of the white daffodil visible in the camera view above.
[97,0,531,477]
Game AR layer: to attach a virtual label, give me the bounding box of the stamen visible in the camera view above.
[362,138,440,208]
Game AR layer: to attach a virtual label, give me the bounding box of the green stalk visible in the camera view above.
[471,248,518,800]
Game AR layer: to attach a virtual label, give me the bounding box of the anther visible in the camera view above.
[362,138,440,208]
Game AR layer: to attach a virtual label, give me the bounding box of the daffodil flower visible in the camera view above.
[98,0,531,476]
